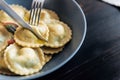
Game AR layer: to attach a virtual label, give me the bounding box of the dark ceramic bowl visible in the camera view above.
[0,0,86,79]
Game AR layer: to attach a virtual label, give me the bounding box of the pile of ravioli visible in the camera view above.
[0,5,72,75]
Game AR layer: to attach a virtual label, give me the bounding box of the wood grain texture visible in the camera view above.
[37,0,120,80]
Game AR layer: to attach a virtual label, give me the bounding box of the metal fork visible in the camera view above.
[29,0,45,26]
[0,0,47,41]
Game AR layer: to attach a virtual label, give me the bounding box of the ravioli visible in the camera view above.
[0,5,27,23]
[14,26,46,47]
[0,24,12,52]
[0,50,14,75]
[0,50,7,69]
[31,21,49,41]
[45,20,72,48]
[44,54,52,64]
[24,9,59,24]
[41,46,64,54]
[0,10,15,23]
[10,5,27,18]
[4,43,45,75]
[40,9,59,23]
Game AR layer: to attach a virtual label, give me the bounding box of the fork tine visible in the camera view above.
[29,0,44,26]
[29,0,36,25]
[37,2,42,25]
[34,2,40,25]
[29,0,33,24]
[31,3,36,25]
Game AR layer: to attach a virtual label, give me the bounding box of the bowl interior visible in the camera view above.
[0,0,86,79]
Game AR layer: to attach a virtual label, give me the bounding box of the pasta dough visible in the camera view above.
[45,20,72,48]
[0,5,27,23]
[4,43,45,75]
[24,9,59,24]
[0,24,12,52]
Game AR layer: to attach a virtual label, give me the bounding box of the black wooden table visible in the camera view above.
[37,0,120,80]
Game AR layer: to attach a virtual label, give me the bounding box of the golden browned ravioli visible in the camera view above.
[4,43,45,75]
[31,21,49,41]
[0,50,14,75]
[10,5,27,18]
[0,24,12,52]
[0,5,27,23]
[0,50,7,69]
[41,46,64,54]
[44,54,52,64]
[40,9,59,23]
[14,23,49,47]
[24,9,59,24]
[45,20,72,48]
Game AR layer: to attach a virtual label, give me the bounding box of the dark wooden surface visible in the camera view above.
[37,0,120,80]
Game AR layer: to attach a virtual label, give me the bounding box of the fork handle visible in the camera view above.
[0,0,32,30]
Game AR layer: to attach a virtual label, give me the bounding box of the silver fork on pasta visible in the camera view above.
[0,0,47,41]
[29,0,45,26]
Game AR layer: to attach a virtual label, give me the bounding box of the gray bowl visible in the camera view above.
[0,0,87,79]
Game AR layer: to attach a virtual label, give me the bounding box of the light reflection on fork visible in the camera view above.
[29,0,45,26]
